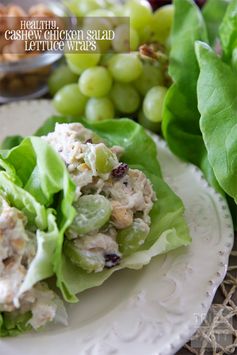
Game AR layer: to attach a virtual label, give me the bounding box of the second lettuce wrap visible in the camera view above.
[0,160,67,336]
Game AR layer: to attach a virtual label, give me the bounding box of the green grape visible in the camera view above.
[134,62,164,96]
[65,0,81,16]
[124,0,153,31]
[87,9,115,17]
[64,239,105,272]
[100,53,114,67]
[65,53,101,73]
[111,4,124,16]
[108,53,143,83]
[112,24,140,52]
[70,195,112,235]
[94,12,123,28]
[117,219,149,257]
[110,82,140,114]
[79,67,113,97]
[143,86,167,122]
[152,5,174,44]
[76,0,103,16]
[86,144,117,174]
[53,84,87,116]
[138,25,152,44]
[138,109,161,132]
[95,145,117,174]
[48,64,78,96]
[112,25,130,53]
[83,16,113,31]
[85,97,115,121]
[130,27,140,51]
[83,17,113,52]
[66,60,84,75]
[64,239,104,272]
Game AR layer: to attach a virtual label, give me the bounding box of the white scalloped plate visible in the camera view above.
[0,101,234,355]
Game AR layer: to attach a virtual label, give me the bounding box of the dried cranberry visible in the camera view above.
[85,138,93,144]
[104,254,121,268]
[112,163,129,179]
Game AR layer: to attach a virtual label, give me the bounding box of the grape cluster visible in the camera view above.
[48,0,174,132]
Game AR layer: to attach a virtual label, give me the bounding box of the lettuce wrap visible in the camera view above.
[1,118,191,303]
[0,162,67,336]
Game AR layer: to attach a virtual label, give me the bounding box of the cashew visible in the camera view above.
[111,201,133,229]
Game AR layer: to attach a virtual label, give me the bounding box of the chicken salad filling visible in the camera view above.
[44,123,156,273]
[0,196,67,330]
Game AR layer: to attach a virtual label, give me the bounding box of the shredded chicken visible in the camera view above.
[0,199,33,310]
[103,169,155,225]
[0,197,65,329]
[111,201,133,229]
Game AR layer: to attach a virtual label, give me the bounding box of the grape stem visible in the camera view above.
[139,44,168,64]
[139,44,171,87]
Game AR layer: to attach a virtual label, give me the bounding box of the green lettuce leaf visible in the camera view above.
[1,136,76,206]
[0,312,31,337]
[202,0,229,46]
[1,135,23,150]
[195,41,237,205]
[0,171,60,335]
[0,172,59,292]
[1,137,76,301]
[162,0,220,191]
[167,0,208,102]
[219,0,237,62]
[31,118,191,301]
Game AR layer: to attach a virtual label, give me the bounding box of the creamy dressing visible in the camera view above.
[0,198,33,310]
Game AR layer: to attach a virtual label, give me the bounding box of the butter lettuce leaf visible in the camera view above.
[219,0,237,62]
[202,0,229,46]
[162,0,220,191]
[196,42,237,205]
[1,137,76,301]
[0,312,31,337]
[0,168,60,335]
[30,118,191,301]
[0,172,58,292]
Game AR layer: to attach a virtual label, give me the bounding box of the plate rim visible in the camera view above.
[151,133,234,354]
